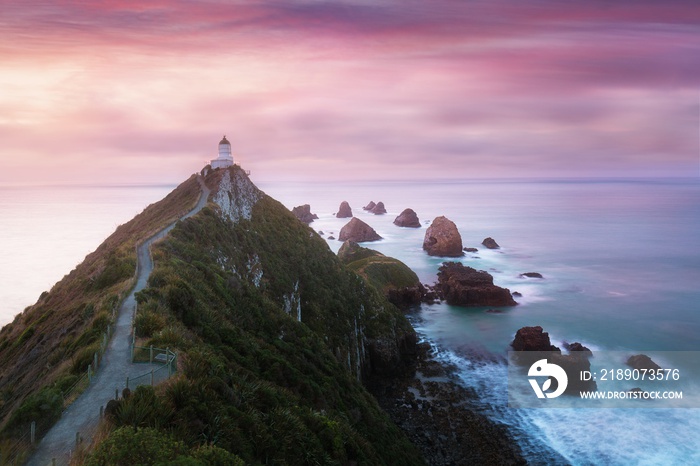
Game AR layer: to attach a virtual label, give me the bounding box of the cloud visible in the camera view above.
[0,0,698,183]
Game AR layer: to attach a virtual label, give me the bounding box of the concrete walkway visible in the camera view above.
[27,176,210,466]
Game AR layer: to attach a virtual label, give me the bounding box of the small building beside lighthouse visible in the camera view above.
[211,135,234,169]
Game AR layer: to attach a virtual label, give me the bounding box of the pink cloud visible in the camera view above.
[0,1,697,184]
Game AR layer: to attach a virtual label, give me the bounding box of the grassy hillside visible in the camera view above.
[338,240,423,309]
[83,167,423,464]
[0,176,201,441]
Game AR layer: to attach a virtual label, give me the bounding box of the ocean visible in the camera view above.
[2,177,699,464]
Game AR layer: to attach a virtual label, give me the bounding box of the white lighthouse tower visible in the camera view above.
[211,135,234,169]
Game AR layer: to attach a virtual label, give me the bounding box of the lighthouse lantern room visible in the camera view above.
[211,135,234,169]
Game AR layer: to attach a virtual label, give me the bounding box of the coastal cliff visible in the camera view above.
[1,166,422,464]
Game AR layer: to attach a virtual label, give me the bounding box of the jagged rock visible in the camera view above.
[512,291,522,297]
[626,354,661,371]
[463,247,478,253]
[520,272,543,279]
[213,168,263,224]
[339,218,382,242]
[511,326,560,352]
[435,262,517,307]
[328,236,335,240]
[370,201,387,215]
[318,231,324,235]
[291,204,319,223]
[363,201,376,211]
[423,216,463,257]
[394,208,420,228]
[336,201,353,218]
[482,237,500,249]
[564,341,592,354]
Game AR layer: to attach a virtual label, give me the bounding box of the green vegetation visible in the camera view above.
[0,176,202,446]
[89,167,422,465]
[339,240,421,296]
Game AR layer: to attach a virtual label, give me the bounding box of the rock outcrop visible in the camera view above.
[564,342,592,355]
[463,247,478,253]
[336,201,353,218]
[481,237,500,249]
[423,216,463,257]
[370,201,387,215]
[626,354,661,371]
[393,208,420,228]
[339,218,382,242]
[291,204,318,224]
[436,262,517,307]
[511,326,560,352]
[520,272,543,279]
[339,241,424,309]
[363,201,376,211]
[511,327,597,393]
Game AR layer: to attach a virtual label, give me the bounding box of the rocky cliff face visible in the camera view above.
[212,168,263,223]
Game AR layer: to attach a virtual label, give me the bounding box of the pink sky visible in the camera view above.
[1,0,698,184]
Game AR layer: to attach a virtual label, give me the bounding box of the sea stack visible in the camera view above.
[370,202,387,215]
[423,216,463,257]
[339,217,382,242]
[436,262,517,307]
[394,208,420,228]
[291,204,318,224]
[336,201,353,218]
[363,201,376,211]
[482,237,500,249]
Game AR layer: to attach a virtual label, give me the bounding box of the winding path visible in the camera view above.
[28,176,210,466]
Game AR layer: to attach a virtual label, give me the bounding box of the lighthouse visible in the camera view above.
[211,135,234,169]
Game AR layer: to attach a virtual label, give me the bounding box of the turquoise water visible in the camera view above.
[261,177,700,465]
[2,178,699,464]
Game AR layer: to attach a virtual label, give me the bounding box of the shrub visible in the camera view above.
[135,308,166,338]
[4,387,62,436]
[71,343,101,375]
[85,427,188,466]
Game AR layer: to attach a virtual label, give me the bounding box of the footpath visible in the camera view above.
[27,176,210,466]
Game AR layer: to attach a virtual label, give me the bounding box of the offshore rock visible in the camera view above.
[482,237,500,249]
[336,201,353,218]
[363,201,376,211]
[339,218,382,243]
[393,208,421,228]
[520,272,543,279]
[627,354,661,371]
[423,216,463,257]
[436,262,517,307]
[370,201,387,215]
[564,341,592,356]
[511,326,560,352]
[291,204,318,224]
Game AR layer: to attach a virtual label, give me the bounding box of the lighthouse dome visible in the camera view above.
[219,136,231,146]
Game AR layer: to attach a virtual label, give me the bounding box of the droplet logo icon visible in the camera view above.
[528,359,568,399]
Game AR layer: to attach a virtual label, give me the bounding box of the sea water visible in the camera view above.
[261,178,700,465]
[1,178,699,464]
[0,183,176,326]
